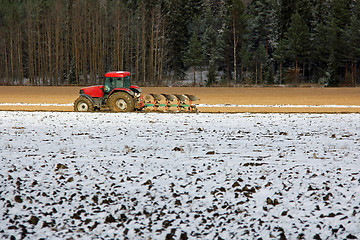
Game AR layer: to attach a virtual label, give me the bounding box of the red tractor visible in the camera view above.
[74,71,199,112]
[74,71,144,112]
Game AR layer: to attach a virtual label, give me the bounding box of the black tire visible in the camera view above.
[74,96,94,112]
[108,92,135,112]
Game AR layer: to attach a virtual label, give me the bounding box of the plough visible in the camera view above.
[143,94,199,112]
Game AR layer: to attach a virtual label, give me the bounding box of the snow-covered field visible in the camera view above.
[0,111,359,239]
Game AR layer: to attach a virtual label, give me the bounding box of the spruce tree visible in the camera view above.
[348,1,360,86]
[285,12,311,83]
[215,20,232,83]
[295,0,314,30]
[247,0,279,84]
[240,45,252,84]
[279,0,298,38]
[202,25,218,86]
[312,0,331,83]
[247,0,279,54]
[183,32,204,86]
[164,0,203,80]
[327,47,338,87]
[313,22,330,83]
[201,4,218,86]
[327,0,352,86]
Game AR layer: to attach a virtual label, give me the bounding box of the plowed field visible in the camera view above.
[0,86,359,113]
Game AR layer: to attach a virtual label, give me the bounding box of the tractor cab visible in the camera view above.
[103,71,132,97]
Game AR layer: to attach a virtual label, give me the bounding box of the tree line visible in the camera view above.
[0,0,359,87]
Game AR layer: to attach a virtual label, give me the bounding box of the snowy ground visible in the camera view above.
[0,111,359,239]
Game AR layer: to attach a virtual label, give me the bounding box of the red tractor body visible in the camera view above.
[104,71,130,78]
[81,85,104,98]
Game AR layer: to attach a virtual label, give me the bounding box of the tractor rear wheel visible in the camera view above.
[74,96,94,112]
[108,92,134,112]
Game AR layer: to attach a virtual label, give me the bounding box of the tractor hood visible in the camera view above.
[80,85,104,98]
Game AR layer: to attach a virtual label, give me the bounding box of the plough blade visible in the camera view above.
[151,94,163,101]
[162,94,177,102]
[184,94,199,102]
[143,93,199,112]
[174,94,187,102]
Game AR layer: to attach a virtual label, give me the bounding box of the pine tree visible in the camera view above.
[273,38,288,84]
[254,44,267,85]
[223,0,247,83]
[1,0,25,84]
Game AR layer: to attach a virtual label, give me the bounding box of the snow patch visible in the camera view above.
[0,103,73,106]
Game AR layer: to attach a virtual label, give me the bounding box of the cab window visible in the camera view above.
[104,77,114,93]
[124,76,131,88]
[105,77,125,93]
[115,78,124,88]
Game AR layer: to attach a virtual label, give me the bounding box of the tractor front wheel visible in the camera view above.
[74,96,94,112]
[108,92,134,112]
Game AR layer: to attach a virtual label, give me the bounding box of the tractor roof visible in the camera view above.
[105,71,131,78]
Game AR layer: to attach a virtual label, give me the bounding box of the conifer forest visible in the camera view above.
[0,0,360,87]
